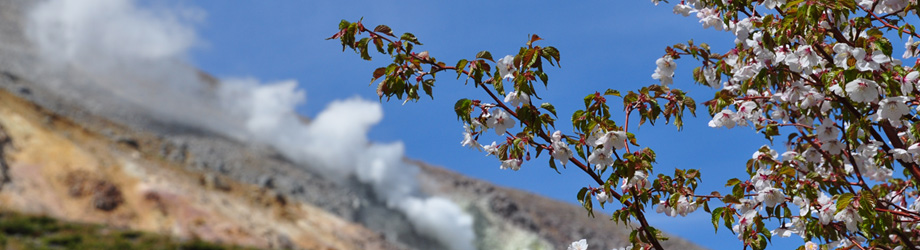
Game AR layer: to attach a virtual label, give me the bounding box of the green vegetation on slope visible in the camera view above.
[0,211,262,250]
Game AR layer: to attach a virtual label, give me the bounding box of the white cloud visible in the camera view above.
[25,1,476,249]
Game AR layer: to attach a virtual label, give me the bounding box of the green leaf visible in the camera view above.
[722,195,740,204]
[455,59,469,79]
[836,193,855,212]
[536,71,549,86]
[373,24,394,37]
[476,51,494,62]
[549,158,561,174]
[454,98,473,123]
[540,103,557,117]
[711,207,724,233]
[400,32,422,45]
[542,46,561,66]
[753,235,767,250]
[422,79,435,99]
[604,89,621,97]
[371,67,386,83]
[357,38,372,60]
[725,178,741,187]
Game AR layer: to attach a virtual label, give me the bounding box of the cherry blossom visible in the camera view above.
[486,109,515,135]
[596,190,610,204]
[877,96,910,125]
[483,141,499,157]
[588,149,615,170]
[842,78,881,103]
[815,122,840,142]
[460,124,480,150]
[656,196,697,217]
[696,8,724,30]
[497,55,516,79]
[757,187,785,207]
[853,48,891,72]
[795,45,822,70]
[821,140,844,155]
[761,0,786,9]
[500,158,522,171]
[673,4,696,16]
[621,170,651,192]
[904,36,919,59]
[772,217,805,238]
[833,43,854,68]
[651,56,676,85]
[503,91,530,107]
[709,109,737,128]
[595,130,627,151]
[902,71,918,94]
[551,131,573,166]
[815,193,837,225]
[804,241,818,250]
[567,239,588,250]
[834,205,863,232]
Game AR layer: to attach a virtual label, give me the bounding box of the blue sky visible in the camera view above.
[185,1,803,249]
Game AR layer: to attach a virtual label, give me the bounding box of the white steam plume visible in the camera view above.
[25,1,476,249]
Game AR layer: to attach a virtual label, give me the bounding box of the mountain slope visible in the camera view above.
[0,0,706,249]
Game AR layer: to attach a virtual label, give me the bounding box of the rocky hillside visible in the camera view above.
[0,0,706,249]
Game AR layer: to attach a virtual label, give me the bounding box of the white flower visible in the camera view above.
[673,4,696,16]
[816,193,836,225]
[588,149,615,170]
[621,170,652,192]
[864,165,893,181]
[460,124,480,150]
[595,130,628,151]
[821,139,844,154]
[816,122,840,142]
[800,89,824,108]
[657,196,696,217]
[772,106,791,122]
[751,168,773,191]
[503,91,530,107]
[483,141,500,156]
[652,56,676,85]
[675,196,697,216]
[804,241,818,250]
[853,48,891,72]
[908,143,920,162]
[497,55,516,79]
[697,8,724,30]
[833,43,853,68]
[804,147,824,164]
[904,36,919,59]
[567,239,588,250]
[762,0,786,8]
[757,187,786,207]
[877,96,910,125]
[702,66,720,88]
[731,18,754,44]
[596,190,609,204]
[772,217,805,238]
[834,205,863,232]
[551,131,573,166]
[500,158,522,171]
[843,78,880,103]
[890,148,911,162]
[709,109,737,128]
[752,146,779,162]
[902,71,918,94]
[732,208,759,239]
[796,45,822,69]
[487,109,516,135]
